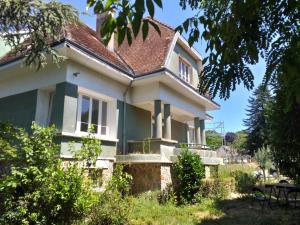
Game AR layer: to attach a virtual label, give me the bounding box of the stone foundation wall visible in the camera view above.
[102,161,114,187]
[124,163,162,193]
[123,163,175,194]
[161,165,173,190]
[61,158,114,189]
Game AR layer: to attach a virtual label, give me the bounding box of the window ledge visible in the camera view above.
[60,131,119,142]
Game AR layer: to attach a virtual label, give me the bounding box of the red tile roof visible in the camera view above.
[116,18,175,75]
[0,22,132,73]
[0,18,176,77]
[64,22,132,73]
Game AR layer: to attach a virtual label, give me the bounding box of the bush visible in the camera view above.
[0,123,99,225]
[87,190,132,225]
[232,171,257,193]
[174,147,205,203]
[196,178,235,202]
[157,184,177,205]
[108,164,132,196]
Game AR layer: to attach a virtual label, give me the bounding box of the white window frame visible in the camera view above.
[76,94,110,138]
[179,57,191,83]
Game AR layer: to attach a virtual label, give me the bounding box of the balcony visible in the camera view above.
[116,139,223,165]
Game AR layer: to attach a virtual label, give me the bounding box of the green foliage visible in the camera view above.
[225,132,236,144]
[0,0,78,69]
[232,171,257,194]
[197,178,234,201]
[157,184,177,205]
[243,85,271,155]
[218,164,257,179]
[130,193,221,225]
[230,131,248,153]
[86,0,162,46]
[87,190,132,225]
[255,147,273,181]
[87,166,133,225]
[267,45,300,184]
[0,123,96,225]
[108,164,133,196]
[174,147,205,203]
[72,128,102,168]
[206,130,222,149]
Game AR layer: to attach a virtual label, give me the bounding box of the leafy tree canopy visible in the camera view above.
[0,0,78,69]
[255,147,273,181]
[225,132,236,144]
[206,130,223,149]
[230,131,248,153]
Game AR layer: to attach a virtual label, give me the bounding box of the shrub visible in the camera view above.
[108,164,133,196]
[87,190,132,225]
[196,178,234,202]
[157,184,177,205]
[174,147,205,203]
[0,123,99,225]
[232,171,257,193]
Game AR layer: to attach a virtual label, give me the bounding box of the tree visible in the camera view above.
[0,123,101,225]
[255,147,273,182]
[225,132,236,144]
[243,85,271,155]
[206,130,222,149]
[230,131,248,153]
[267,39,300,184]
[0,0,78,68]
[87,0,300,100]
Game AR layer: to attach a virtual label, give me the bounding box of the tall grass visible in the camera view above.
[218,163,257,179]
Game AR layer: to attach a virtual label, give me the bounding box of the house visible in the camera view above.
[0,16,222,193]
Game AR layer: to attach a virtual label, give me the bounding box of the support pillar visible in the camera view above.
[154,100,162,138]
[194,117,201,145]
[164,104,171,140]
[200,119,206,146]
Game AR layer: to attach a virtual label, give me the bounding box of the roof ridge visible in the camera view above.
[144,16,175,31]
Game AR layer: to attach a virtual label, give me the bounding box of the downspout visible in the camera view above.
[122,80,134,155]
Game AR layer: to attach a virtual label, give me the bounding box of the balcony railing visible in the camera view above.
[175,143,213,150]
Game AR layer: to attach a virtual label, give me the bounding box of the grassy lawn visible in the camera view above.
[129,194,300,225]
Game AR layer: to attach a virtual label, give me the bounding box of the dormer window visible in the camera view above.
[179,58,191,83]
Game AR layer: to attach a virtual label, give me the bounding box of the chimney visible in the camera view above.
[96,13,114,51]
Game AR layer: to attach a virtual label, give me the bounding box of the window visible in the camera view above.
[179,58,191,83]
[77,95,109,136]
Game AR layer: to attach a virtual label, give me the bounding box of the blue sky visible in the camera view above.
[62,0,266,133]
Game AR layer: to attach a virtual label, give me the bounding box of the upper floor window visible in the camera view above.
[77,94,108,136]
[179,58,191,83]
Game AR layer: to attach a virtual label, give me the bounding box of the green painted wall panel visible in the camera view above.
[171,119,188,143]
[117,100,152,154]
[58,136,116,158]
[0,90,37,130]
[51,82,78,132]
